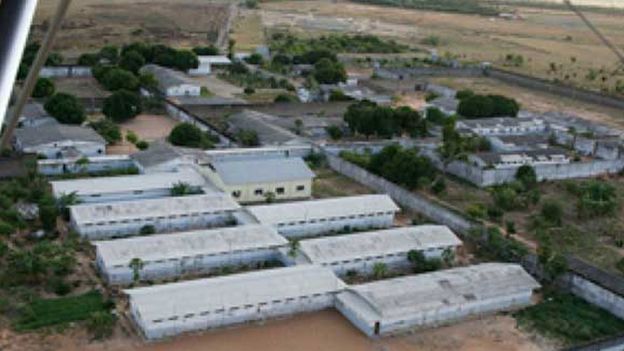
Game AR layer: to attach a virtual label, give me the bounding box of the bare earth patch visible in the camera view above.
[107,114,177,155]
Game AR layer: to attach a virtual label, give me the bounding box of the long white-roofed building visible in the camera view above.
[51,168,209,204]
[95,225,288,284]
[125,265,346,340]
[294,225,462,276]
[335,263,540,337]
[246,194,400,238]
[70,193,241,240]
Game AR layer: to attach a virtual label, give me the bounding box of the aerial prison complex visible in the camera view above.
[52,145,541,341]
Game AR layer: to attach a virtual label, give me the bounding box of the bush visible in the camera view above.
[168,123,213,149]
[425,107,446,125]
[87,311,116,340]
[32,78,55,98]
[103,90,142,122]
[78,53,99,66]
[236,130,260,147]
[192,45,219,56]
[325,125,343,140]
[541,200,563,226]
[139,225,155,235]
[244,53,264,65]
[0,220,15,236]
[244,87,255,95]
[576,181,618,218]
[274,94,297,103]
[313,58,347,84]
[118,50,145,74]
[516,165,537,190]
[126,131,138,144]
[328,89,353,101]
[455,89,474,100]
[466,203,487,219]
[135,140,149,150]
[44,93,85,125]
[90,119,122,144]
[431,177,446,194]
[457,94,520,118]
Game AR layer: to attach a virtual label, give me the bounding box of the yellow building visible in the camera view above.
[202,157,315,204]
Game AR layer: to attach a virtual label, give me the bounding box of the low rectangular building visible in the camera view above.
[95,224,287,284]
[141,64,201,97]
[188,55,231,75]
[246,194,400,238]
[14,123,106,159]
[469,148,570,169]
[51,168,208,203]
[70,193,241,240]
[456,117,546,136]
[296,225,462,276]
[126,265,346,340]
[203,157,315,203]
[335,263,540,337]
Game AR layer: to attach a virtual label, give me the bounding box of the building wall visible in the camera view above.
[336,290,534,337]
[273,212,395,239]
[19,140,105,159]
[566,274,624,320]
[132,292,337,340]
[98,247,283,285]
[38,156,136,176]
[39,66,92,78]
[223,179,312,204]
[315,247,451,277]
[73,211,237,240]
[166,84,201,97]
[164,100,233,147]
[74,188,174,204]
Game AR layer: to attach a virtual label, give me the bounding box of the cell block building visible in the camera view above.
[246,194,400,238]
[335,263,540,337]
[70,193,241,240]
[51,168,208,204]
[125,265,346,340]
[95,224,288,284]
[295,225,462,276]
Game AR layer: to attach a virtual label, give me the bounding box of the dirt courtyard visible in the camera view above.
[106,114,177,155]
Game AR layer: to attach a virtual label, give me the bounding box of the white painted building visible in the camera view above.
[469,148,571,169]
[13,123,106,159]
[95,224,287,284]
[37,154,136,176]
[246,194,400,238]
[140,64,201,97]
[70,193,241,240]
[51,168,208,203]
[188,55,231,75]
[126,265,346,340]
[456,117,547,136]
[295,225,462,276]
[203,157,315,203]
[335,263,540,337]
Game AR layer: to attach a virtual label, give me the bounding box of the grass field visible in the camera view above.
[260,0,624,94]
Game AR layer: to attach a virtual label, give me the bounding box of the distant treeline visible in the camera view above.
[349,0,499,16]
[487,0,624,15]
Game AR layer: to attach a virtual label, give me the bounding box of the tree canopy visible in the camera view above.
[32,78,55,98]
[344,101,427,138]
[168,123,215,149]
[313,58,347,84]
[102,90,142,122]
[44,93,85,125]
[457,93,520,118]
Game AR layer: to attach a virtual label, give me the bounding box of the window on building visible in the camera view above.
[254,189,264,196]
[276,187,285,195]
[231,190,241,198]
[296,185,305,191]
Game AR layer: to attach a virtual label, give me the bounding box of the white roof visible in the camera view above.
[247,194,399,225]
[95,224,287,267]
[299,225,462,264]
[51,169,207,197]
[199,55,232,65]
[70,193,241,225]
[212,158,315,186]
[125,265,346,323]
[337,263,540,323]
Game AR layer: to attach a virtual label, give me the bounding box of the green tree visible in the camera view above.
[119,50,146,74]
[87,311,116,340]
[32,78,55,98]
[103,90,142,122]
[174,50,199,71]
[168,123,203,148]
[139,72,158,91]
[99,45,119,64]
[236,130,260,147]
[372,262,388,279]
[516,165,537,190]
[326,125,343,140]
[192,45,219,56]
[77,53,100,66]
[541,200,563,226]
[313,58,347,84]
[244,53,264,65]
[457,95,494,119]
[101,68,139,91]
[129,257,144,283]
[44,93,85,125]
[90,119,122,144]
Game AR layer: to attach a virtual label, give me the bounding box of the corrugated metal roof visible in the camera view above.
[299,225,462,264]
[95,224,287,267]
[337,263,540,323]
[51,168,207,197]
[212,157,314,185]
[15,124,105,147]
[130,142,183,169]
[125,265,346,323]
[70,193,241,224]
[247,194,400,225]
[140,64,197,90]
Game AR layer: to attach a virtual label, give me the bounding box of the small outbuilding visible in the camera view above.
[188,55,231,75]
[126,265,346,340]
[70,193,241,240]
[141,64,201,97]
[335,263,540,337]
[95,224,288,284]
[203,157,315,203]
[246,194,400,238]
[295,225,462,276]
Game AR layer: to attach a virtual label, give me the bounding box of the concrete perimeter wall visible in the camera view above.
[164,100,234,147]
[39,66,92,78]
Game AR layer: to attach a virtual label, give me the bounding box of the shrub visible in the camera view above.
[244,53,264,65]
[576,181,618,218]
[169,123,203,147]
[87,311,116,340]
[407,250,442,273]
[541,200,563,226]
[140,225,155,235]
[313,58,347,84]
[431,177,446,194]
[126,131,139,144]
[455,89,474,100]
[244,87,255,95]
[236,129,260,147]
[425,107,446,125]
[466,203,487,219]
[44,93,85,125]
[274,94,297,103]
[192,45,219,56]
[325,125,343,140]
[90,119,122,144]
[328,89,353,101]
[103,90,142,122]
[135,140,149,150]
[32,78,55,98]
[0,220,15,236]
[516,165,537,189]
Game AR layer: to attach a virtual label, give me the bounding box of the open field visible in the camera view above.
[52,77,109,99]
[259,0,624,94]
[34,0,232,57]
[107,114,177,155]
